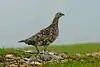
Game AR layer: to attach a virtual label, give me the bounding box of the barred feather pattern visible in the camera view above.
[18,12,64,47]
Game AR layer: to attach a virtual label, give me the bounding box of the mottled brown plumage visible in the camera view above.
[18,12,65,53]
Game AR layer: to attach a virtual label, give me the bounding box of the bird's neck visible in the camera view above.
[52,17,60,25]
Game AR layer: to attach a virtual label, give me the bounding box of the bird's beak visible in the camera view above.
[62,13,65,16]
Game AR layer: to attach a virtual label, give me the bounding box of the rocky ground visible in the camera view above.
[1,50,100,67]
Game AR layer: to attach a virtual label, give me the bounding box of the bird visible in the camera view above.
[18,12,65,53]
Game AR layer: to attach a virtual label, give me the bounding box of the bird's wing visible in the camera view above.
[29,28,50,42]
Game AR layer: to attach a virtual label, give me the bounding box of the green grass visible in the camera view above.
[3,43,100,54]
[1,43,100,67]
[43,61,100,67]
[48,43,100,54]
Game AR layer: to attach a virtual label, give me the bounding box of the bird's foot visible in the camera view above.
[42,50,49,54]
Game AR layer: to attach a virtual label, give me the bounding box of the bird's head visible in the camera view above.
[55,12,65,18]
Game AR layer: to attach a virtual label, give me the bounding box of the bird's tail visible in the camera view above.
[18,40,25,43]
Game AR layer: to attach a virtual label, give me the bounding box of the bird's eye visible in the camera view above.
[59,13,62,15]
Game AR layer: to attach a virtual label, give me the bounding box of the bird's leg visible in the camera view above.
[34,45,40,54]
[43,45,48,52]
[34,45,42,60]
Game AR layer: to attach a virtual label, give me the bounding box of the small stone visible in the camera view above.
[75,53,81,57]
[48,52,55,55]
[24,58,31,61]
[9,64,18,67]
[30,61,42,66]
[24,50,37,54]
[40,54,53,61]
[5,54,14,58]
[80,59,84,62]
[59,52,68,59]
[91,52,98,56]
